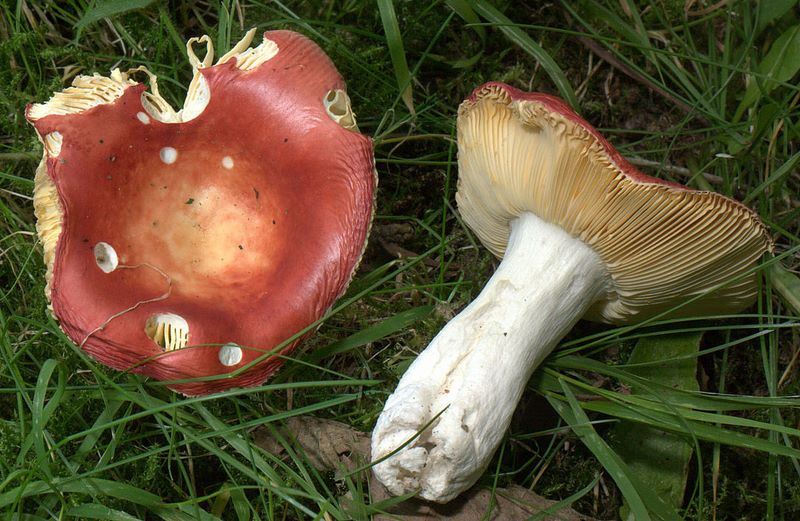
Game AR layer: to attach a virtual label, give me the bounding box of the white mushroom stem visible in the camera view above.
[371,211,612,503]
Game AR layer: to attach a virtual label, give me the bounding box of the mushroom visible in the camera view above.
[26,29,376,396]
[371,82,771,502]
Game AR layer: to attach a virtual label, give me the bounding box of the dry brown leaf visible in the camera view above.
[253,416,597,521]
[253,416,370,478]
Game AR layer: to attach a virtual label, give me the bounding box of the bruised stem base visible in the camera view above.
[371,212,611,502]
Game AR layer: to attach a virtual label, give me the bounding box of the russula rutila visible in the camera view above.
[26,29,376,396]
[371,82,772,502]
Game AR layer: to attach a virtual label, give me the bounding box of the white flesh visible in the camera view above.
[371,212,611,502]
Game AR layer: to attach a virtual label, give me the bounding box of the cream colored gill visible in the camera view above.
[324,89,359,131]
[145,313,190,351]
[27,71,136,120]
[140,28,279,123]
[455,88,771,324]
[32,159,61,301]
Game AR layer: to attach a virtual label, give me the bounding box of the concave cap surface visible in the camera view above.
[457,82,771,324]
[27,30,376,395]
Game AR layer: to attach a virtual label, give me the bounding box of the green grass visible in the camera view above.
[1,1,799,519]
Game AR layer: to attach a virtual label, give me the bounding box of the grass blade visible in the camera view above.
[216,0,233,56]
[445,0,485,41]
[548,381,653,521]
[743,149,800,203]
[303,305,433,365]
[472,0,577,107]
[526,474,601,521]
[734,24,800,120]
[17,359,66,477]
[0,478,162,509]
[377,0,415,115]
[757,0,797,35]
[542,368,800,459]
[770,262,800,316]
[65,503,142,521]
[75,0,157,30]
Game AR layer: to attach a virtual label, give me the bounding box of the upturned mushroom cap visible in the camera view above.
[26,29,376,395]
[457,82,772,324]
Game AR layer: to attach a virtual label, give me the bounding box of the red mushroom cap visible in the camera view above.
[27,30,376,395]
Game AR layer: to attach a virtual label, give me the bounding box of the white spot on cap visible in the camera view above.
[221,156,234,170]
[94,242,119,273]
[219,343,243,366]
[136,111,151,124]
[160,147,177,164]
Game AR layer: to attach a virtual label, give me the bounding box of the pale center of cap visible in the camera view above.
[221,156,234,170]
[120,147,277,301]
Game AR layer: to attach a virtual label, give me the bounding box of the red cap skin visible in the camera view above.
[27,31,375,395]
[467,82,690,190]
